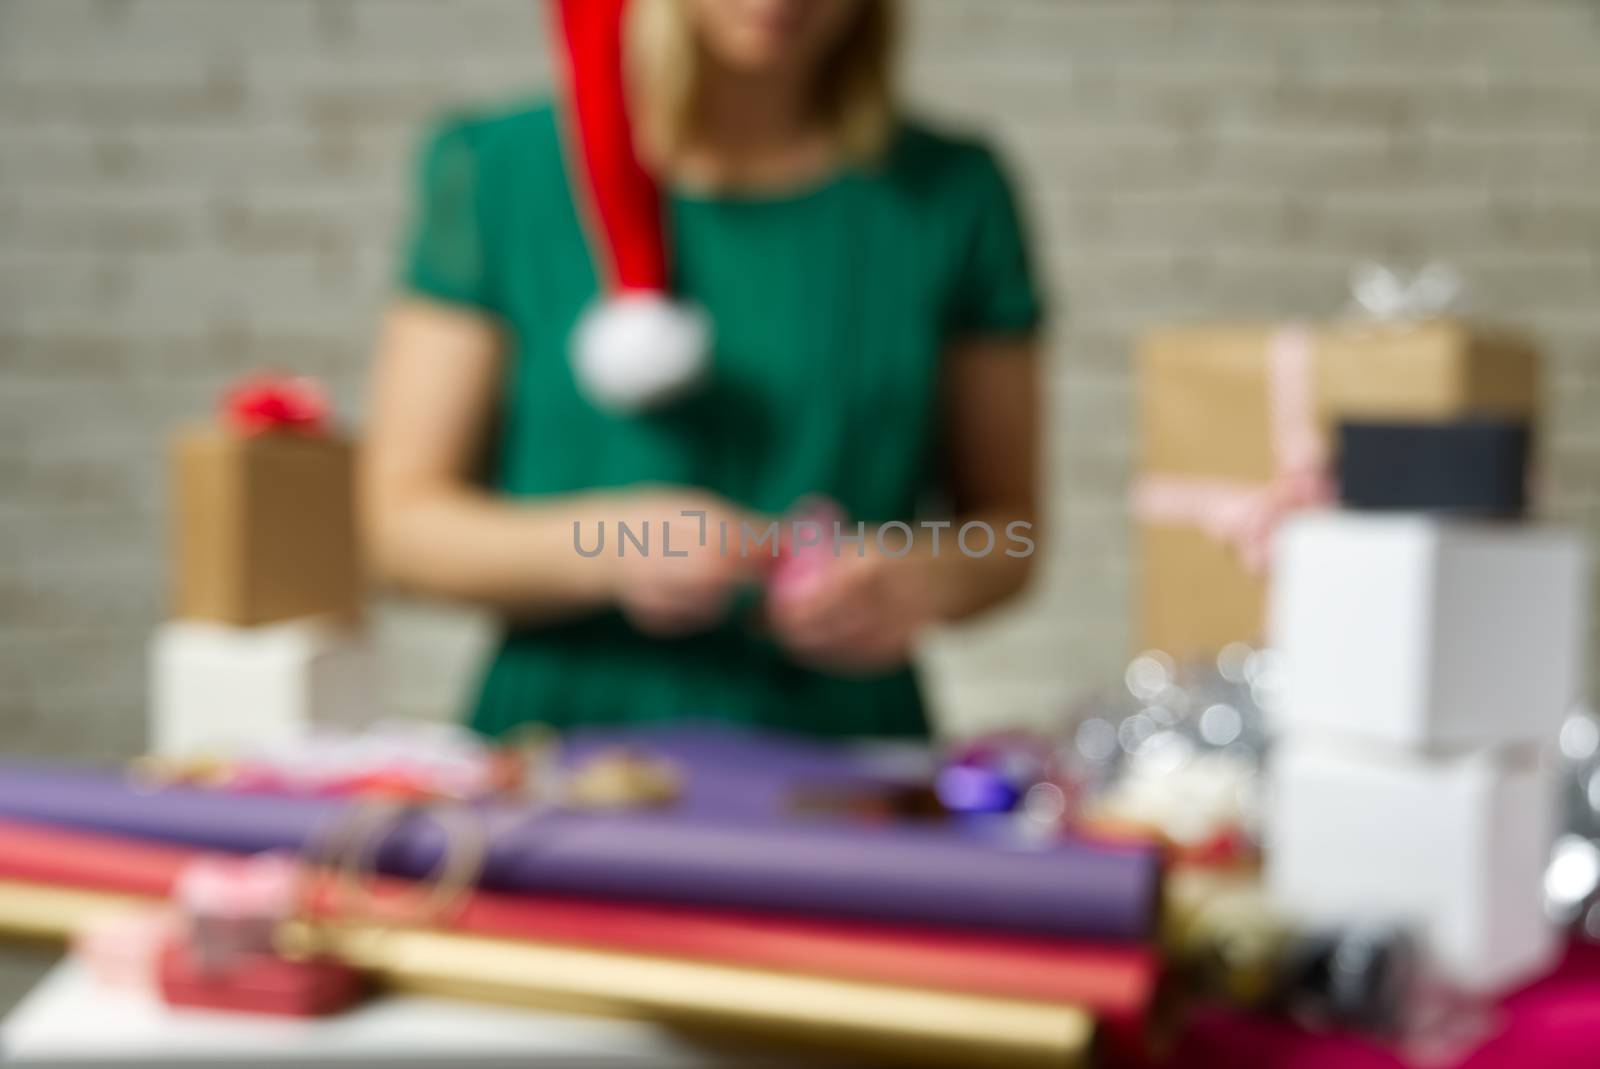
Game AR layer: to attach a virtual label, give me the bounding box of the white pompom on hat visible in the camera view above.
[572,292,710,412]
[554,0,710,413]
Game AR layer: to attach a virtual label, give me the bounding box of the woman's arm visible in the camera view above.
[360,299,760,630]
[927,333,1040,620]
[360,300,615,620]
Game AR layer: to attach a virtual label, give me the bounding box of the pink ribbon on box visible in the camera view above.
[1133,326,1337,574]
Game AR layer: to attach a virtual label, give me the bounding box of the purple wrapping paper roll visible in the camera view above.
[0,733,1160,941]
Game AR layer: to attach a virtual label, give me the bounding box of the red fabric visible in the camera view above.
[1163,944,1600,1069]
[554,0,669,295]
[0,818,1157,1018]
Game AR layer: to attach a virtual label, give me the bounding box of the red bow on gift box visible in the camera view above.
[222,376,330,436]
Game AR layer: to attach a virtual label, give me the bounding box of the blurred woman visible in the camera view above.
[362,0,1043,739]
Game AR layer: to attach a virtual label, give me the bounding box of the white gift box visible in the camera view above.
[149,619,376,758]
[1267,737,1556,994]
[1270,512,1587,750]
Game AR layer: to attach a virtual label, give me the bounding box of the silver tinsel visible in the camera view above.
[1065,643,1278,847]
[1545,705,1600,940]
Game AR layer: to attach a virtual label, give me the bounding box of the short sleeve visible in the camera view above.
[948,148,1045,338]
[400,118,497,313]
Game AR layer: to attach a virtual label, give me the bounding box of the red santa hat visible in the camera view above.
[554,0,710,413]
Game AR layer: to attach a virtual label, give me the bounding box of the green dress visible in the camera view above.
[402,97,1043,740]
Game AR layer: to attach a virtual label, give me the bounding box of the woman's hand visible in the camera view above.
[766,546,939,676]
[603,489,769,638]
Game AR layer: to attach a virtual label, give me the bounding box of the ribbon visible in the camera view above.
[1133,326,1336,575]
[222,375,329,436]
[294,801,488,936]
[148,802,486,983]
[768,496,847,605]
[283,752,680,940]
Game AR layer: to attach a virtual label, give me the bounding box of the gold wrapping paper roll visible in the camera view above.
[0,881,152,943]
[0,880,1094,1069]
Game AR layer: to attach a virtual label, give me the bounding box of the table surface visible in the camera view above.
[0,960,809,1069]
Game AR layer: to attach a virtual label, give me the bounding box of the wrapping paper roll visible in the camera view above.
[559,725,924,818]
[326,923,1097,1069]
[0,818,1159,1017]
[0,879,1095,1069]
[0,759,1162,941]
[0,881,150,943]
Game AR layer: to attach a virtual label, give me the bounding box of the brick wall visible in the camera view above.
[3,0,1599,756]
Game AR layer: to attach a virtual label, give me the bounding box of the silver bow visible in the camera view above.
[1348,261,1464,322]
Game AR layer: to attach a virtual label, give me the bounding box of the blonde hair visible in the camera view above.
[626,0,897,170]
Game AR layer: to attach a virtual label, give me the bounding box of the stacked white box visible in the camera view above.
[1267,511,1587,994]
[1267,737,1557,993]
[1271,514,1586,750]
[149,619,376,758]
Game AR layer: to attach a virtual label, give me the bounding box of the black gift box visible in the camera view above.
[1336,420,1529,516]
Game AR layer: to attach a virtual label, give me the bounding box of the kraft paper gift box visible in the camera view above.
[149,619,376,758]
[1270,512,1586,751]
[171,425,361,627]
[1134,319,1538,658]
[1266,737,1556,995]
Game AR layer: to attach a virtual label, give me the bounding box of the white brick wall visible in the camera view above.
[1,0,1598,757]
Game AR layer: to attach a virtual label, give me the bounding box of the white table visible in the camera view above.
[0,960,809,1068]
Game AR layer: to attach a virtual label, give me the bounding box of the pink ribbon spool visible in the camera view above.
[173,853,303,972]
[768,497,847,606]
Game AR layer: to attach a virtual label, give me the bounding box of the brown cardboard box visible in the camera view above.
[1135,319,1538,658]
[171,426,362,626]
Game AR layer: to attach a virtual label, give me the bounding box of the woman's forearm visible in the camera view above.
[931,334,1041,625]
[361,301,632,623]
[365,484,619,622]
[922,508,1039,623]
